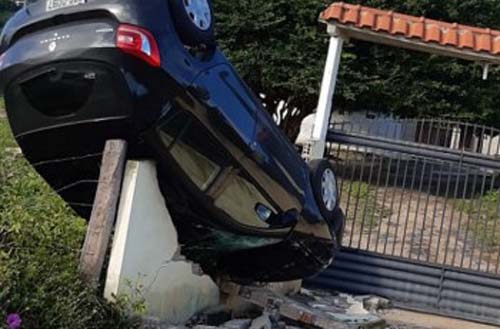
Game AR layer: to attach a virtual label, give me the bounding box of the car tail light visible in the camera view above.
[116,24,161,67]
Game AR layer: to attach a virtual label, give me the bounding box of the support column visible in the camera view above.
[310,29,344,160]
[104,161,219,325]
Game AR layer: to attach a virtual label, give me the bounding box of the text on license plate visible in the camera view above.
[46,0,86,12]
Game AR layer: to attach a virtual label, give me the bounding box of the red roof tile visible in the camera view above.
[320,2,500,56]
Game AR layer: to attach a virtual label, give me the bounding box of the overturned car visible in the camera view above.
[0,0,345,281]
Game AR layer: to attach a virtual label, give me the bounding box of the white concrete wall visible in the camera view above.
[482,134,500,156]
[104,161,219,325]
[332,112,417,141]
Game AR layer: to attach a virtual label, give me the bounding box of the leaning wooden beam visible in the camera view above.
[80,139,128,286]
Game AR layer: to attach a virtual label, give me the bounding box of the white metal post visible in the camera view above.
[310,31,344,160]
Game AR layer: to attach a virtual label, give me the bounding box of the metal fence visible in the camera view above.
[327,118,500,274]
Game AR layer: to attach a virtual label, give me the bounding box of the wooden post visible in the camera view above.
[80,139,128,286]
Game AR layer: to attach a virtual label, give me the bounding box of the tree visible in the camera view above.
[335,0,500,125]
[214,0,500,141]
[213,0,331,139]
[0,0,16,27]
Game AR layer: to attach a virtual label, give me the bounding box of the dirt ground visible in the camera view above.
[384,309,499,329]
[341,183,500,274]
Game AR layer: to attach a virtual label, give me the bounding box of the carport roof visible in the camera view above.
[320,2,500,64]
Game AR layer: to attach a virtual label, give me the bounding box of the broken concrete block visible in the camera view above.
[344,294,370,315]
[265,281,302,296]
[362,296,392,312]
[221,281,302,318]
[104,161,220,325]
[249,314,272,329]
[221,319,251,329]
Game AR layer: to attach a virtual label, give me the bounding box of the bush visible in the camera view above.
[0,119,140,329]
[460,190,500,251]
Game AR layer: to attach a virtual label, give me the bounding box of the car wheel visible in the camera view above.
[170,0,216,47]
[309,159,338,223]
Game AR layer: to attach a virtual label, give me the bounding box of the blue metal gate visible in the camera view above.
[308,118,500,325]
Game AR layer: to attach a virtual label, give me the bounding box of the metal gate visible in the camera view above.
[307,118,500,325]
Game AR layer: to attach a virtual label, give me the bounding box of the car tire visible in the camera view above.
[309,159,339,223]
[170,0,216,47]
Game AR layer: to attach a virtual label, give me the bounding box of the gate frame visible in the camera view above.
[309,2,500,325]
[308,2,500,160]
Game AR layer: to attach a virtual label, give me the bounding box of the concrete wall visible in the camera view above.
[104,161,219,325]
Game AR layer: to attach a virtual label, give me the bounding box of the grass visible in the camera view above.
[0,119,15,150]
[0,119,141,328]
[460,190,500,251]
[0,96,5,119]
[340,180,393,233]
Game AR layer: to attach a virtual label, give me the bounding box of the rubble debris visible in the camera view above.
[143,286,392,329]
[221,319,252,329]
[357,296,392,312]
[219,283,385,329]
[249,313,272,329]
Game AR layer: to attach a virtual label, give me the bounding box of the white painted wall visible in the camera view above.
[332,112,418,142]
[104,161,219,325]
[482,134,500,156]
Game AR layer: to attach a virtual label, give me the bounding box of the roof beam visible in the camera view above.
[328,23,500,65]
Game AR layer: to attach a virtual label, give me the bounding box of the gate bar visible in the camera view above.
[329,130,500,170]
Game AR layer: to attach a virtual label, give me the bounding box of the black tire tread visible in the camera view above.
[169,0,216,47]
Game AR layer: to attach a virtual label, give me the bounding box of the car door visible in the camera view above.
[192,63,308,215]
[191,64,257,152]
[154,108,291,233]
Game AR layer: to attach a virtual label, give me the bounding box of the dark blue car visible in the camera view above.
[0,0,344,281]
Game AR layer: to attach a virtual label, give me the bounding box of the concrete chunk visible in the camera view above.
[249,314,272,329]
[221,319,251,329]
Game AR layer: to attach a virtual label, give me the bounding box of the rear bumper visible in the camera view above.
[2,47,169,217]
[4,59,135,217]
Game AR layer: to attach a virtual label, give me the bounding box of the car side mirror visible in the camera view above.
[256,204,299,228]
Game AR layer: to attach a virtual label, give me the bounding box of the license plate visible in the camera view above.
[46,0,86,12]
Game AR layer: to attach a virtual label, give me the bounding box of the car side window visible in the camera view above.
[158,112,228,191]
[157,111,189,148]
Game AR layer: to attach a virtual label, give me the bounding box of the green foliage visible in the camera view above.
[213,0,330,138]
[0,117,13,150]
[0,119,140,329]
[340,179,393,232]
[214,0,500,140]
[0,0,15,27]
[460,190,500,251]
[335,0,500,125]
